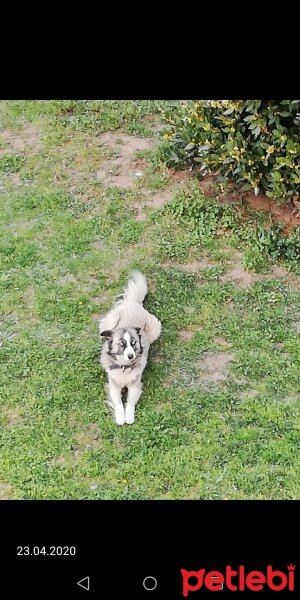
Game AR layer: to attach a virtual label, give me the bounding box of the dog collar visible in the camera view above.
[109,361,138,372]
[109,364,132,371]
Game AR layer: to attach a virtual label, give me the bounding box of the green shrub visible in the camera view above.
[160,100,300,201]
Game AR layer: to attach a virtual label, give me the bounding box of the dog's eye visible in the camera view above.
[131,340,136,346]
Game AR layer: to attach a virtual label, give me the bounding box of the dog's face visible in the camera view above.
[101,327,143,365]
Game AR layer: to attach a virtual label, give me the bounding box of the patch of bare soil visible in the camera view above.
[272,265,290,278]
[270,264,300,290]
[5,408,24,427]
[197,352,235,382]
[180,258,216,273]
[96,133,155,188]
[214,336,232,347]
[132,189,174,221]
[50,424,102,467]
[1,125,41,152]
[23,286,39,322]
[282,395,300,404]
[240,389,259,400]
[91,292,111,307]
[196,173,300,233]
[7,217,40,235]
[197,174,217,194]
[57,273,77,286]
[244,193,300,233]
[162,257,216,273]
[179,330,193,341]
[220,263,259,289]
[0,482,14,499]
[74,423,102,450]
[131,157,147,171]
[167,167,192,185]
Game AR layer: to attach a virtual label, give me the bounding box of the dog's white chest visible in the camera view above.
[110,366,141,387]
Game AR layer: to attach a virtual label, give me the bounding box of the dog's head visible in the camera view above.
[100,327,143,366]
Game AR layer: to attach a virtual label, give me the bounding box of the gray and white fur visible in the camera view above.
[99,271,161,425]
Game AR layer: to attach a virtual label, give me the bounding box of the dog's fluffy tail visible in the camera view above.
[122,271,148,304]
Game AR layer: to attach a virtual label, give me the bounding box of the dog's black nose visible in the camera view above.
[128,353,133,359]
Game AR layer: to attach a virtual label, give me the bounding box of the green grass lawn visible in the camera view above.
[0,100,300,499]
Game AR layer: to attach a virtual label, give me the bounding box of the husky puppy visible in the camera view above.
[99,271,161,425]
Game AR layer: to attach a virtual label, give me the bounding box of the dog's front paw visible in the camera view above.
[115,405,125,425]
[125,404,135,425]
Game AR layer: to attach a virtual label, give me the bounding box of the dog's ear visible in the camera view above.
[100,330,113,339]
[135,327,141,334]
